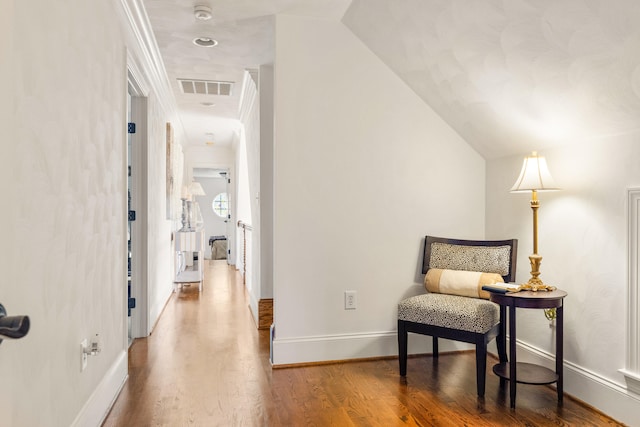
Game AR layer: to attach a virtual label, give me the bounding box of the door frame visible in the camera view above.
[127,67,150,340]
[189,163,235,264]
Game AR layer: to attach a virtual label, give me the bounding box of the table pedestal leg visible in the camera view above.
[557,304,563,404]
[509,304,517,408]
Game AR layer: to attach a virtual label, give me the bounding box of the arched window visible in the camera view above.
[212,192,229,218]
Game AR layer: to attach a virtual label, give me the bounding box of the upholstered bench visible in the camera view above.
[397,235,517,397]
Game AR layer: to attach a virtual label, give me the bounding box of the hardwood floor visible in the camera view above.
[103,260,624,426]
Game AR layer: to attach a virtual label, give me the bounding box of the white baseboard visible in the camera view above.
[248,292,259,328]
[149,284,174,335]
[271,330,472,365]
[619,368,640,395]
[515,339,640,426]
[71,350,128,427]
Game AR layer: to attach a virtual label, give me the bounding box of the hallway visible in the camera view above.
[102,261,622,426]
[104,261,273,425]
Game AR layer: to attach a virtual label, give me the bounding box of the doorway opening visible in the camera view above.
[192,168,232,262]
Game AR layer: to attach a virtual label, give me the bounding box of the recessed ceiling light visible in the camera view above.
[193,37,218,47]
[194,5,213,21]
[201,102,216,107]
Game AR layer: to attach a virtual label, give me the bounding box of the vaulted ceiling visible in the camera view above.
[144,0,640,159]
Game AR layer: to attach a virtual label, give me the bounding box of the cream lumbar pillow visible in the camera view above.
[425,268,504,299]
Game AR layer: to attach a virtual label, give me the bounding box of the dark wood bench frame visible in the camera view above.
[398,235,518,397]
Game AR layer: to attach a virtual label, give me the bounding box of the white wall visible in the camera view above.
[486,139,640,426]
[0,1,127,425]
[272,14,486,364]
[145,97,181,331]
[0,0,182,425]
[260,65,275,301]
[237,70,261,321]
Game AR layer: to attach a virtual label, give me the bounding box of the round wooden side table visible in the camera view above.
[488,289,567,408]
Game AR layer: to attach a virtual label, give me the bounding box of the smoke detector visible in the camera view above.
[194,5,212,21]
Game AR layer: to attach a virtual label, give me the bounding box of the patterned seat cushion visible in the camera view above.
[398,293,500,333]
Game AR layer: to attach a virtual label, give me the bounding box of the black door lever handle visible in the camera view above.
[0,304,30,343]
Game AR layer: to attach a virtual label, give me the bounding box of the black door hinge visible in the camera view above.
[128,122,136,134]
[129,210,136,221]
[127,283,136,317]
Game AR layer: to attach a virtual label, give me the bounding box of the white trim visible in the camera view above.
[71,350,128,427]
[126,50,150,96]
[248,291,260,329]
[238,70,259,124]
[620,369,640,395]
[515,339,640,426]
[271,331,472,365]
[128,89,150,338]
[116,0,185,142]
[516,339,629,393]
[621,188,640,392]
[125,72,151,338]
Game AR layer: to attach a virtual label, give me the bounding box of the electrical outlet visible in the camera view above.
[345,290,357,310]
[81,339,88,371]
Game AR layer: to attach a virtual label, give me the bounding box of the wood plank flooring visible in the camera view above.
[103,260,624,426]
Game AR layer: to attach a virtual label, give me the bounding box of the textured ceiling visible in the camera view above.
[343,0,640,158]
[144,0,640,158]
[143,0,351,149]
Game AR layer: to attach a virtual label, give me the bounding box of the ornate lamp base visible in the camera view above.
[521,254,556,292]
[520,281,557,292]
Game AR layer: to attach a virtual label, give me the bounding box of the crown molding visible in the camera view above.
[115,0,186,143]
[238,69,259,124]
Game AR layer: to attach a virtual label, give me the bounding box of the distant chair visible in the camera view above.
[209,235,228,260]
[397,235,518,397]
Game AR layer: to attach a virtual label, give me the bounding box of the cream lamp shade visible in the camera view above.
[188,181,206,197]
[181,186,191,200]
[511,152,560,193]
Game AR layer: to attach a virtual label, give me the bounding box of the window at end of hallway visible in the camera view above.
[212,193,229,218]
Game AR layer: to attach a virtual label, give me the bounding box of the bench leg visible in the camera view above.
[475,342,487,397]
[433,336,439,358]
[398,320,408,376]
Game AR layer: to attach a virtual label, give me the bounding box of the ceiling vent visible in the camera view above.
[178,79,233,96]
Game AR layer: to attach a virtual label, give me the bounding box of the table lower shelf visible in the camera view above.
[174,270,204,293]
[174,270,203,283]
[493,362,558,385]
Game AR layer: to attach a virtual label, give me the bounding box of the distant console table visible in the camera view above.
[173,229,205,292]
[488,289,567,408]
